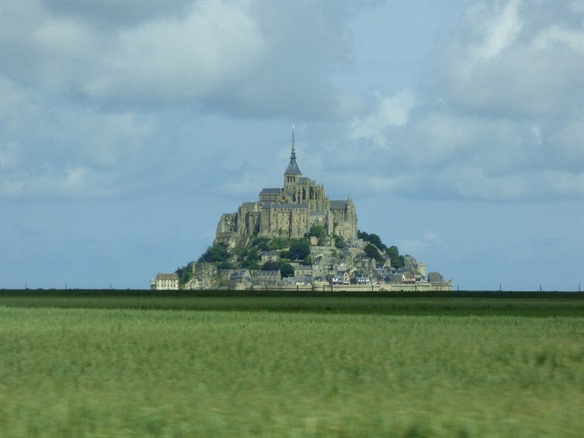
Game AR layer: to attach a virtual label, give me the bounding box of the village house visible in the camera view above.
[151,273,179,290]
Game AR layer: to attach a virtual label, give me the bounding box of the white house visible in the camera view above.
[151,273,179,290]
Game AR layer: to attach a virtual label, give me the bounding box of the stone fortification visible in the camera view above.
[215,131,358,248]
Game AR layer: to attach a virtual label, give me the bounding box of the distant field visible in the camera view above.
[1,292,582,437]
[1,290,583,317]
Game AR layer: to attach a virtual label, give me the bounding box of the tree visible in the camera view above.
[334,235,346,249]
[364,243,384,264]
[198,243,230,263]
[288,239,310,260]
[175,263,194,285]
[251,237,271,251]
[386,245,405,269]
[216,261,235,270]
[358,230,386,252]
[309,225,325,239]
[270,237,289,250]
[279,262,294,278]
[262,261,279,271]
[241,259,260,270]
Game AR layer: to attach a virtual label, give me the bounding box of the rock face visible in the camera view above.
[215,131,358,249]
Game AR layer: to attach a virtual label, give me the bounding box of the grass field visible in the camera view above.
[1,292,582,437]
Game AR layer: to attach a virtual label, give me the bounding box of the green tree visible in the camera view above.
[262,261,279,271]
[364,243,384,264]
[251,237,271,251]
[175,263,194,286]
[309,225,325,239]
[241,259,260,270]
[334,235,346,249]
[270,237,289,250]
[279,262,294,278]
[288,239,310,260]
[358,230,386,252]
[198,243,230,263]
[386,245,405,269]
[216,261,235,270]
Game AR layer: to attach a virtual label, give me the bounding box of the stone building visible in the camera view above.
[215,130,358,248]
[150,272,179,290]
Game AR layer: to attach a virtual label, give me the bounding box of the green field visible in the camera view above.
[1,292,583,437]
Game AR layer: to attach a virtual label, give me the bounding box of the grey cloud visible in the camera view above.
[440,1,583,117]
[43,0,190,30]
[2,1,356,118]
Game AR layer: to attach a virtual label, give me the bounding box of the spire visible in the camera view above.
[291,125,296,160]
[285,125,302,176]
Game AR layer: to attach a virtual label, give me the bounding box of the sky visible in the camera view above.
[1,0,582,291]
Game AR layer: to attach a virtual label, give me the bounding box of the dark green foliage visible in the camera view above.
[358,230,387,252]
[1,291,583,317]
[334,235,346,249]
[309,225,325,239]
[238,247,260,270]
[364,243,384,264]
[270,237,290,250]
[198,243,230,263]
[387,246,405,269]
[175,263,194,285]
[251,237,271,252]
[279,263,294,278]
[262,260,295,277]
[215,261,235,270]
[288,239,310,261]
[241,259,260,270]
[262,261,279,271]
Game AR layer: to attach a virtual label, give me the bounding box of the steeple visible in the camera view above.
[284,125,302,177]
[291,125,296,160]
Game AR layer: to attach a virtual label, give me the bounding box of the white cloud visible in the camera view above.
[339,0,583,202]
[442,0,583,116]
[466,0,523,64]
[83,2,267,103]
[348,89,415,148]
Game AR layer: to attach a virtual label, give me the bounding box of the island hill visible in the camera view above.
[154,131,452,291]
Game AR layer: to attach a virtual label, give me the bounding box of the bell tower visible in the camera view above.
[284,126,302,190]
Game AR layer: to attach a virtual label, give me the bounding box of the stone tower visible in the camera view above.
[284,127,302,190]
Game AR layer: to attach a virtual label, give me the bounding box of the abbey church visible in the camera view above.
[215,131,358,248]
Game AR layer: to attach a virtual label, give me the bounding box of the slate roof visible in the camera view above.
[285,158,302,176]
[330,200,348,209]
[261,203,308,210]
[156,273,178,280]
[260,188,283,195]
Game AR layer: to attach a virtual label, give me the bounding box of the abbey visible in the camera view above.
[215,131,358,248]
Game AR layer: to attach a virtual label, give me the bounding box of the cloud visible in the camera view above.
[0,1,362,199]
[2,1,581,204]
[464,0,523,64]
[442,1,583,116]
[340,0,583,202]
[348,89,415,148]
[1,1,356,117]
[1,77,160,199]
